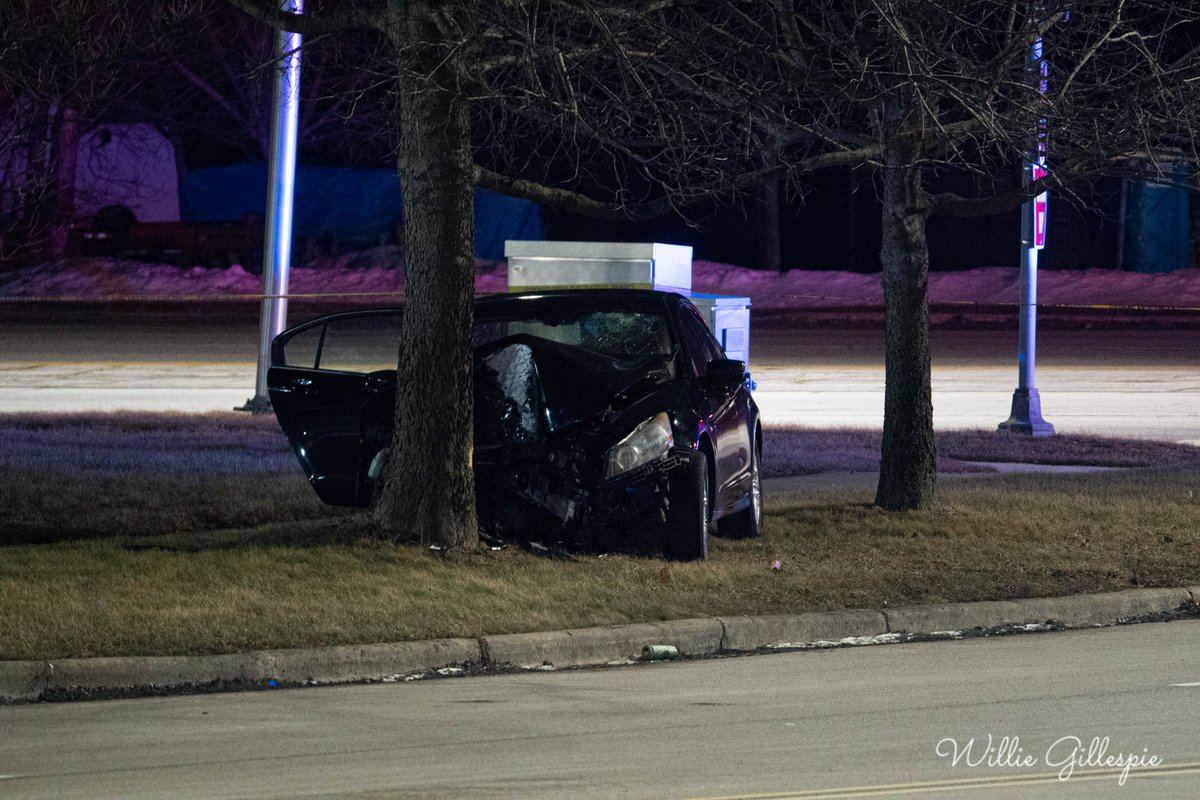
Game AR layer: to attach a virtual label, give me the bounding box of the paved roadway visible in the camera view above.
[1,310,1197,443]
[750,327,1200,444]
[3,621,1200,799]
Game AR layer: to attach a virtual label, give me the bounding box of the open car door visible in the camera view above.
[267,310,402,507]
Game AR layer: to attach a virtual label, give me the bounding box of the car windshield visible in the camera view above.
[474,310,674,359]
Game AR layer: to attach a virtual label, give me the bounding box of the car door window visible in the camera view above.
[279,315,403,373]
[279,324,323,368]
[679,307,723,377]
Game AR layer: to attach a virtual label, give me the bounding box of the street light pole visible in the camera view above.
[239,0,303,414]
[999,3,1055,436]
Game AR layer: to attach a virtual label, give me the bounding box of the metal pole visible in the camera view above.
[239,0,302,414]
[999,3,1055,436]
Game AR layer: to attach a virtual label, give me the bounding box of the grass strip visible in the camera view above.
[3,468,1198,660]
[764,426,1200,476]
[5,412,1199,544]
[0,412,340,544]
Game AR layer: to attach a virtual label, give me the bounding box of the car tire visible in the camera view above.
[718,442,763,539]
[664,450,709,561]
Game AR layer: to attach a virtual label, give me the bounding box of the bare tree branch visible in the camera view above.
[224,0,382,35]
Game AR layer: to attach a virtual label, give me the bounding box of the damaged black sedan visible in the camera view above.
[268,289,762,560]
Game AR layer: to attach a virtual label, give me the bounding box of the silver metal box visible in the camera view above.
[504,240,693,295]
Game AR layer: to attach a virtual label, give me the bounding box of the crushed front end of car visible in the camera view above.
[471,335,687,552]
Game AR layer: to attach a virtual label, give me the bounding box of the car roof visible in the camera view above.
[276,290,690,340]
[475,288,684,317]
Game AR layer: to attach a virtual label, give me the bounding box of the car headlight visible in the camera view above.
[603,412,674,479]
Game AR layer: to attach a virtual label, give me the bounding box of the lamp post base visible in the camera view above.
[235,395,273,415]
[998,388,1055,436]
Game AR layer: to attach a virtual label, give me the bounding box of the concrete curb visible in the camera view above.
[2,587,1196,703]
[483,618,723,669]
[883,588,1193,634]
[718,609,887,651]
[0,638,481,703]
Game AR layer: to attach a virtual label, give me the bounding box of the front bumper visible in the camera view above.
[475,447,691,549]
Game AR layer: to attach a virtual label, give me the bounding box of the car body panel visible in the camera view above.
[268,365,372,506]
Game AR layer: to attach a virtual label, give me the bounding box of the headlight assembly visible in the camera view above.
[603,412,673,479]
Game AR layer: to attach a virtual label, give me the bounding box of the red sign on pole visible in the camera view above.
[1033,192,1047,249]
[1031,164,1048,250]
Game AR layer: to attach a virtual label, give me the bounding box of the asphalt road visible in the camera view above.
[750,326,1200,443]
[2,307,1197,443]
[3,621,1200,799]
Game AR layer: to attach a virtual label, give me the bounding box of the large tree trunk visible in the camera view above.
[874,123,936,511]
[754,178,781,271]
[372,0,478,547]
[47,105,80,261]
[18,101,54,257]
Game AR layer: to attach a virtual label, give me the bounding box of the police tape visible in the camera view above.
[0,291,407,303]
[779,297,1200,313]
[1,292,1198,313]
[941,300,1200,312]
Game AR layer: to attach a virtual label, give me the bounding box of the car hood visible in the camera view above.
[474,334,672,447]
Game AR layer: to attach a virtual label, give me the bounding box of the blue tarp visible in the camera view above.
[1125,167,1190,273]
[179,164,543,259]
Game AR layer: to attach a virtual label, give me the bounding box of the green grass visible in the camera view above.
[2,469,1199,660]
[3,413,1200,660]
[5,412,1198,545]
[0,412,343,544]
[763,426,1200,476]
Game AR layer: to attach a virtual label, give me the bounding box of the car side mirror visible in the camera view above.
[705,358,746,386]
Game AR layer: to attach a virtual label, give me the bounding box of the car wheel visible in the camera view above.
[664,450,709,561]
[718,441,763,539]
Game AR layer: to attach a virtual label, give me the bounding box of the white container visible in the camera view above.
[504,240,693,295]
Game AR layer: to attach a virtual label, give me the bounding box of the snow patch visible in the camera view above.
[770,632,905,650]
[4,255,1200,314]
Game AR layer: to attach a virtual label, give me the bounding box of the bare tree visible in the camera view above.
[227,0,785,548]
[230,0,1200,546]
[0,1,389,267]
[0,0,168,263]
[131,3,395,166]
[644,0,1200,510]
[474,0,1200,511]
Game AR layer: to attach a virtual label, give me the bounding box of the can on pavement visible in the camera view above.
[641,644,679,661]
